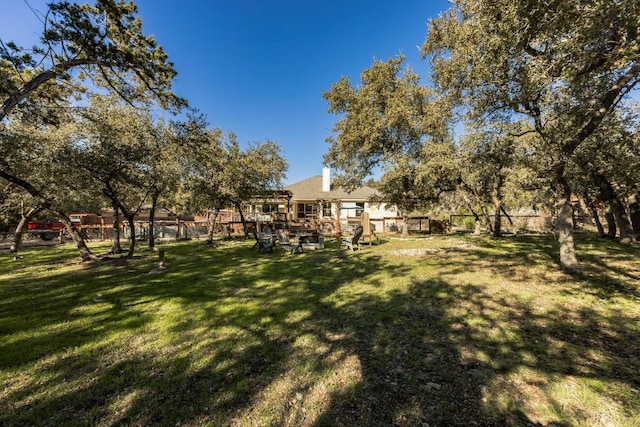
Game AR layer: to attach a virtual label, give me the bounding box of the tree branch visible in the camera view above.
[565,61,640,155]
[1,58,99,121]
[509,128,538,138]
[0,169,52,209]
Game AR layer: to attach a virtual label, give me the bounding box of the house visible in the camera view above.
[283,168,398,233]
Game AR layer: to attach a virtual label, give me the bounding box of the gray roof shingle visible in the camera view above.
[284,175,377,201]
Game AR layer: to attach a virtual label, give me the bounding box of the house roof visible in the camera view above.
[284,175,377,201]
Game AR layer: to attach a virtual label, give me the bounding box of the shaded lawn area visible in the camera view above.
[0,233,639,426]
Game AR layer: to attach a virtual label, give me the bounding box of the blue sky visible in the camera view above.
[2,0,450,184]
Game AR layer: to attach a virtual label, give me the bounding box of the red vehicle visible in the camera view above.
[27,220,65,240]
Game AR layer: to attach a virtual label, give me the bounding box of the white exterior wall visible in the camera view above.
[363,202,397,219]
[330,202,396,219]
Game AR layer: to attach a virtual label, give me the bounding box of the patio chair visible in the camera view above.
[253,231,275,253]
[340,225,363,251]
[276,231,303,255]
[259,231,275,244]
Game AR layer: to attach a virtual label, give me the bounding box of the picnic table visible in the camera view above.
[288,230,324,250]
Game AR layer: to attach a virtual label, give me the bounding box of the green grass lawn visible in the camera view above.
[1,233,639,426]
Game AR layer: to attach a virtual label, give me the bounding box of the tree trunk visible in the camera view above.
[10,216,27,254]
[461,180,491,235]
[629,193,640,235]
[10,206,45,253]
[148,191,159,250]
[609,197,636,244]
[474,218,482,235]
[401,214,410,238]
[477,201,493,235]
[492,201,502,237]
[110,202,123,254]
[56,211,94,261]
[400,180,411,238]
[125,214,136,258]
[592,171,636,243]
[469,208,482,235]
[491,181,503,237]
[501,205,514,230]
[101,182,147,257]
[587,202,605,237]
[554,176,580,274]
[206,209,220,244]
[557,202,580,274]
[493,210,502,237]
[604,207,617,238]
[234,201,248,237]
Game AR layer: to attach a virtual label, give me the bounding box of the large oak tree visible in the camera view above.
[422,0,640,273]
[1,0,183,260]
[323,56,447,236]
[175,114,288,244]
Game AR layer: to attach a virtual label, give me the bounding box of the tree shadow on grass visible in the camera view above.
[574,234,640,299]
[1,241,401,425]
[313,277,639,426]
[450,233,640,300]
[0,258,154,368]
[1,237,639,426]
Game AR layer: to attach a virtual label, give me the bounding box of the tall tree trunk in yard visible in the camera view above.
[10,205,45,253]
[206,209,220,244]
[592,172,636,243]
[56,211,95,261]
[148,192,159,250]
[110,203,123,254]
[476,199,493,235]
[490,177,505,237]
[501,205,514,229]
[402,213,410,238]
[491,195,502,237]
[474,217,482,235]
[492,207,502,237]
[468,208,482,235]
[234,201,248,237]
[554,175,580,274]
[587,201,605,237]
[400,187,410,238]
[461,181,492,235]
[56,212,94,261]
[604,207,617,238]
[609,198,636,243]
[125,214,137,258]
[629,193,640,236]
[101,182,148,258]
[10,217,27,254]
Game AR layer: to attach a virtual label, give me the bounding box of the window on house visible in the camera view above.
[262,203,279,213]
[322,203,332,218]
[355,202,365,217]
[297,203,316,219]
